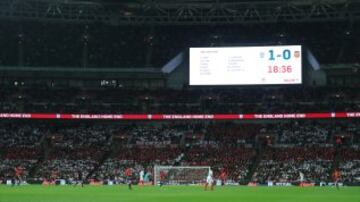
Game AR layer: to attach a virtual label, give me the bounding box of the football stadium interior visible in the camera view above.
[0,0,359,201]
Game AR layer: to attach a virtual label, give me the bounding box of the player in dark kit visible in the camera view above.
[220,169,227,186]
[159,170,166,187]
[74,170,84,187]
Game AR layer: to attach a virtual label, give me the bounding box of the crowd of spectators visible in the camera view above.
[0,160,34,181]
[92,159,149,183]
[184,146,255,182]
[0,123,46,148]
[0,147,40,182]
[34,124,114,181]
[277,122,331,145]
[338,147,360,184]
[50,125,113,148]
[0,123,45,182]
[37,159,96,182]
[205,123,260,145]
[252,147,335,184]
[339,161,360,184]
[3,148,41,160]
[0,121,359,185]
[129,124,186,146]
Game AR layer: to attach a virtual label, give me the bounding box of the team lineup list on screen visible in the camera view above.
[189,45,302,85]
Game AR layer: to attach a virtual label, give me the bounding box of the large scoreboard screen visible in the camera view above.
[189,45,302,85]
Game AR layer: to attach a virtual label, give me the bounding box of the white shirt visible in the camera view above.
[140,171,144,180]
[208,169,213,177]
[299,172,304,180]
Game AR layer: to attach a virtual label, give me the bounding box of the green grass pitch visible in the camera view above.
[0,185,359,202]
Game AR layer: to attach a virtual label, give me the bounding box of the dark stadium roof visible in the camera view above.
[97,0,347,3]
[82,0,298,3]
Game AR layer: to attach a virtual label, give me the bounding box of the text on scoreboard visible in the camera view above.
[189,45,302,85]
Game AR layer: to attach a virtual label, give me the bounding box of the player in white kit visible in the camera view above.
[205,168,214,191]
[299,171,304,187]
[139,170,144,186]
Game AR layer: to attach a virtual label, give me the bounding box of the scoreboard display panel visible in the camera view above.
[189,45,302,85]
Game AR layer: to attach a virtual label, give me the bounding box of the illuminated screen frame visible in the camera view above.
[189,45,303,86]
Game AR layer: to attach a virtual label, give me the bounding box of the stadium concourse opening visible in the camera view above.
[1,0,360,201]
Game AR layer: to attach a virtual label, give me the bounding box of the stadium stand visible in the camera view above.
[0,1,359,188]
[0,87,358,113]
[1,120,359,185]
